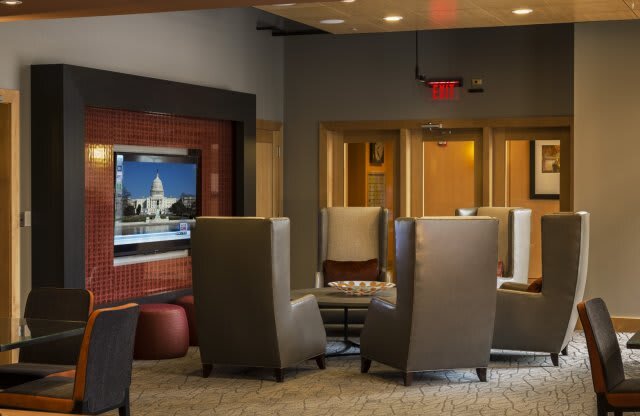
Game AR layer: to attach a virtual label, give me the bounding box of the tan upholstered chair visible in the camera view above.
[579,298,640,415]
[360,217,499,386]
[316,207,391,334]
[492,212,589,366]
[192,217,327,382]
[456,206,532,287]
[316,207,391,288]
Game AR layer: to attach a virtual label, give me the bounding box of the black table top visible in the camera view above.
[0,317,86,352]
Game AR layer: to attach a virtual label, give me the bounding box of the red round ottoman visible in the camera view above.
[134,304,189,360]
[176,295,198,346]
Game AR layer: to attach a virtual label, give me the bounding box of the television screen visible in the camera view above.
[114,150,200,257]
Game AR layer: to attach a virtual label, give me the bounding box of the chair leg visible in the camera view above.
[315,354,326,370]
[118,389,130,416]
[562,346,568,356]
[550,353,559,367]
[274,368,284,383]
[202,364,213,378]
[403,372,413,387]
[476,367,488,382]
[361,357,372,374]
[596,394,608,416]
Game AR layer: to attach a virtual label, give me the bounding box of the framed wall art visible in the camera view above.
[530,139,560,199]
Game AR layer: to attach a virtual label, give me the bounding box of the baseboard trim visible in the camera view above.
[576,316,640,332]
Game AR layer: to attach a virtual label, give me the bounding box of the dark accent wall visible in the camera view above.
[31,64,256,295]
[284,24,574,289]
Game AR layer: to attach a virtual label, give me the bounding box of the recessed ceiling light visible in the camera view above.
[383,15,403,22]
[0,0,23,5]
[320,19,345,24]
[341,0,356,3]
[512,8,533,15]
[273,3,295,6]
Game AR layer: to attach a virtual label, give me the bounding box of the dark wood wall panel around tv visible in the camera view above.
[85,108,233,304]
[31,64,256,305]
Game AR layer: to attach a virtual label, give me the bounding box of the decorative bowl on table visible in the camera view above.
[328,281,395,296]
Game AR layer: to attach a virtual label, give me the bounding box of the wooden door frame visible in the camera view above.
[256,119,283,217]
[319,116,573,215]
[0,89,20,363]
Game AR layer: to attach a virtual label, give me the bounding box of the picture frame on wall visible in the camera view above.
[530,139,560,200]
[369,142,384,164]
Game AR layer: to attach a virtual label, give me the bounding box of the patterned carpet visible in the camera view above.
[113,332,640,415]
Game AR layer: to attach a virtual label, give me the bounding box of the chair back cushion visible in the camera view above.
[73,303,139,414]
[398,217,499,371]
[20,288,94,365]
[578,298,624,393]
[326,207,380,262]
[192,217,291,368]
[323,259,378,286]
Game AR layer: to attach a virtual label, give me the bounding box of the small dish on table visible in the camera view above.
[328,280,395,296]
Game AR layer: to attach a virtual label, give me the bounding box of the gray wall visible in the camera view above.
[284,25,574,288]
[0,8,284,309]
[575,20,640,317]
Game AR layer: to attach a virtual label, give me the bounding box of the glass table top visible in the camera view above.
[0,317,86,352]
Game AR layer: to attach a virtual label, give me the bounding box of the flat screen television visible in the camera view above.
[114,147,201,257]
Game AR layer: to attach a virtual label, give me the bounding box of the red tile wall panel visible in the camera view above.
[85,107,233,305]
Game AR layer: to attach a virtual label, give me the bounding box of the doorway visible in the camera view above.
[494,127,571,281]
[0,89,20,364]
[422,128,483,216]
[256,120,283,217]
[343,130,399,275]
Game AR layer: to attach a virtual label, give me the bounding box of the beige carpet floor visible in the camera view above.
[110,332,640,415]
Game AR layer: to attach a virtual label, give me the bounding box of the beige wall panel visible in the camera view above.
[575,21,640,318]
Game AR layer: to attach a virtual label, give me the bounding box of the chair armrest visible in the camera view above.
[499,282,530,292]
[289,294,326,357]
[315,271,324,288]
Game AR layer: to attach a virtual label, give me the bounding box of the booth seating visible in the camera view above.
[133,304,189,360]
[176,295,198,346]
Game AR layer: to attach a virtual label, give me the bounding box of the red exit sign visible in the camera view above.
[427,79,462,101]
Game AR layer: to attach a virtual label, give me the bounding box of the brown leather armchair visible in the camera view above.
[492,212,589,366]
[192,217,327,382]
[360,216,499,386]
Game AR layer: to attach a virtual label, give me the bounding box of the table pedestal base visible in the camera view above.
[327,307,361,357]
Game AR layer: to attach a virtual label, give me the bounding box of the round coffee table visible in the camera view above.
[291,287,396,357]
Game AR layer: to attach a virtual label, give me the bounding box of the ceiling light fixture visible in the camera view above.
[0,0,23,5]
[273,3,296,6]
[512,8,533,15]
[341,0,356,2]
[320,19,345,24]
[383,15,403,22]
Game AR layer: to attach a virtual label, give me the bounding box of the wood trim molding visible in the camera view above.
[321,117,573,132]
[256,119,284,216]
[256,119,282,132]
[0,88,20,364]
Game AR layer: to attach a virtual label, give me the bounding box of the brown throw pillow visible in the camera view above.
[323,259,379,287]
[527,277,543,293]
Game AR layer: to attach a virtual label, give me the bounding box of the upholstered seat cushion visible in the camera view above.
[0,376,75,413]
[134,303,189,360]
[0,363,75,389]
[176,295,198,346]
[607,379,640,407]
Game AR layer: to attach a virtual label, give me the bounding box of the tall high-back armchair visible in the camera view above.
[192,217,327,382]
[492,212,589,366]
[360,217,499,386]
[456,206,532,287]
[316,207,391,288]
